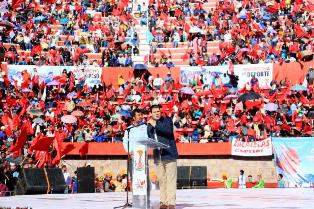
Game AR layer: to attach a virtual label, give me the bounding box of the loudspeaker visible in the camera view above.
[177,166,191,189]
[46,168,67,193]
[15,168,66,195]
[190,166,207,188]
[177,166,207,189]
[77,167,95,193]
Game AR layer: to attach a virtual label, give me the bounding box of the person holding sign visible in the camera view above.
[147,104,178,209]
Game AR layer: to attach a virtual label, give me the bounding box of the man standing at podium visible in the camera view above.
[147,104,178,209]
[122,108,149,208]
[122,108,147,158]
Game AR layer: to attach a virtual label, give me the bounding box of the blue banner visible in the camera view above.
[272,137,314,187]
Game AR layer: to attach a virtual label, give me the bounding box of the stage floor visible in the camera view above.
[1,188,313,209]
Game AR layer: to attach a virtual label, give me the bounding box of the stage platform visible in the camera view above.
[1,188,313,209]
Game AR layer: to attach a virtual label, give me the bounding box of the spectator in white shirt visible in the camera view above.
[221,73,230,86]
[153,74,163,90]
[238,169,246,188]
[62,165,71,193]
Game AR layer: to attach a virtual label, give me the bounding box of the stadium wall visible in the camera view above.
[62,143,277,182]
[62,157,276,183]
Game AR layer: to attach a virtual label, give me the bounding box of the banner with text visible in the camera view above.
[7,65,102,87]
[233,63,273,88]
[231,138,273,156]
[272,137,314,187]
[180,66,229,86]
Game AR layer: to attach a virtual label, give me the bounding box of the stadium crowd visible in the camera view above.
[148,0,313,66]
[0,0,136,67]
[0,0,313,196]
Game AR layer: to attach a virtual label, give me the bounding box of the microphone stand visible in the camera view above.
[114,128,132,209]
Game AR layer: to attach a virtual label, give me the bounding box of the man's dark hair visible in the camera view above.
[240,170,244,175]
[132,108,142,117]
[278,173,283,178]
[150,104,161,112]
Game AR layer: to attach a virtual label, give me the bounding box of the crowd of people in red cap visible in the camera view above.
[0,0,314,196]
[0,64,314,194]
[0,0,137,67]
[148,0,313,67]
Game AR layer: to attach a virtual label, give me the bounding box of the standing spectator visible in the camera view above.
[62,165,71,193]
[277,174,285,188]
[172,31,180,48]
[164,72,174,90]
[238,169,246,189]
[306,66,314,85]
[0,42,7,62]
[153,74,163,90]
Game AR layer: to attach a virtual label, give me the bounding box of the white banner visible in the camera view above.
[180,66,229,86]
[132,144,147,196]
[180,63,273,88]
[7,65,102,87]
[234,63,273,88]
[231,138,273,156]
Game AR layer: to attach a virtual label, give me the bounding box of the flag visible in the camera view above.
[79,142,89,157]
[30,134,54,151]
[51,133,63,165]
[228,61,234,74]
[181,53,189,61]
[8,124,28,153]
[35,151,49,168]
[174,9,182,17]
[41,87,46,101]
[120,15,129,24]
[112,8,120,16]
[166,50,172,60]
[160,12,168,20]
[12,0,23,10]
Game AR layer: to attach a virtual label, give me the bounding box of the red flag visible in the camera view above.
[42,0,55,3]
[79,142,89,157]
[181,53,189,61]
[35,151,49,168]
[8,124,28,153]
[160,12,168,20]
[30,134,54,152]
[52,139,61,165]
[174,9,182,17]
[112,8,120,16]
[228,61,234,74]
[121,0,129,6]
[120,15,129,24]
[12,0,23,10]
[159,50,166,58]
[168,49,172,58]
[51,130,66,165]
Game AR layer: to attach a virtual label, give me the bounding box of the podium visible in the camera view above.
[132,138,169,209]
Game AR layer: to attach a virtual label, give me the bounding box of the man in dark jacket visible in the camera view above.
[147,104,178,209]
